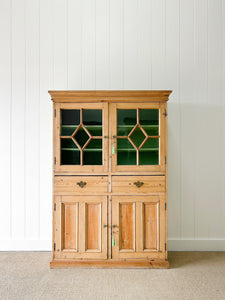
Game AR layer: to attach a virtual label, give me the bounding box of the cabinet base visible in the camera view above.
[50,259,169,269]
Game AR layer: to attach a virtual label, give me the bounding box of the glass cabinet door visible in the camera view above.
[54,103,108,172]
[111,103,166,172]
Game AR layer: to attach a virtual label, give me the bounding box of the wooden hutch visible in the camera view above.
[49,90,171,268]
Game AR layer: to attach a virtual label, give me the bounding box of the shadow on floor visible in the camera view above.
[168,251,225,269]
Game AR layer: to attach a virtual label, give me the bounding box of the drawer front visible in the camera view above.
[54,176,108,195]
[112,176,165,194]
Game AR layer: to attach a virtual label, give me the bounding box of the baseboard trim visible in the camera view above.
[0,239,225,251]
[168,239,225,251]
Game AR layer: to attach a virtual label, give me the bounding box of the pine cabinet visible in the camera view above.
[49,90,171,268]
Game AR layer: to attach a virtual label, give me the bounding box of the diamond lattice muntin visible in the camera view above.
[129,126,147,148]
[73,126,90,148]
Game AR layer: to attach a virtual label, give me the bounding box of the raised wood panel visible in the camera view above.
[119,203,135,250]
[62,203,78,250]
[54,176,108,195]
[112,176,165,194]
[143,202,158,250]
[85,203,100,251]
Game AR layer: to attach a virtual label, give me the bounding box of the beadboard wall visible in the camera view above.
[0,0,224,251]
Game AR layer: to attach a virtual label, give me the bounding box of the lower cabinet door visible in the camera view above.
[54,195,107,259]
[112,195,166,259]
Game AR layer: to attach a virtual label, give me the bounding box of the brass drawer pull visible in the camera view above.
[76,181,87,188]
[133,181,144,188]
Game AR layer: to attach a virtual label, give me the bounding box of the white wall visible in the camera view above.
[0,0,224,251]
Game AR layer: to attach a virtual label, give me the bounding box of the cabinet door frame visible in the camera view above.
[54,195,108,260]
[54,102,108,173]
[111,195,166,260]
[110,102,166,173]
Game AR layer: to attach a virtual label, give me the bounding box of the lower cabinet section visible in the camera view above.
[54,196,107,260]
[52,194,168,267]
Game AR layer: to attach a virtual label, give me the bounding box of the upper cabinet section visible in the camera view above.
[49,90,171,174]
[111,103,167,173]
[54,103,108,172]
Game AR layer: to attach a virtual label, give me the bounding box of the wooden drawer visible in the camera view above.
[54,176,108,195]
[112,176,165,194]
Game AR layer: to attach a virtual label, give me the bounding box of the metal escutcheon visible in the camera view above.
[76,181,87,188]
[133,181,144,188]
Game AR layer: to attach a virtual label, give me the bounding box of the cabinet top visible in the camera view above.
[49,90,172,103]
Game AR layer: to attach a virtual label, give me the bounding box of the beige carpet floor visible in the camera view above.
[0,252,225,300]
